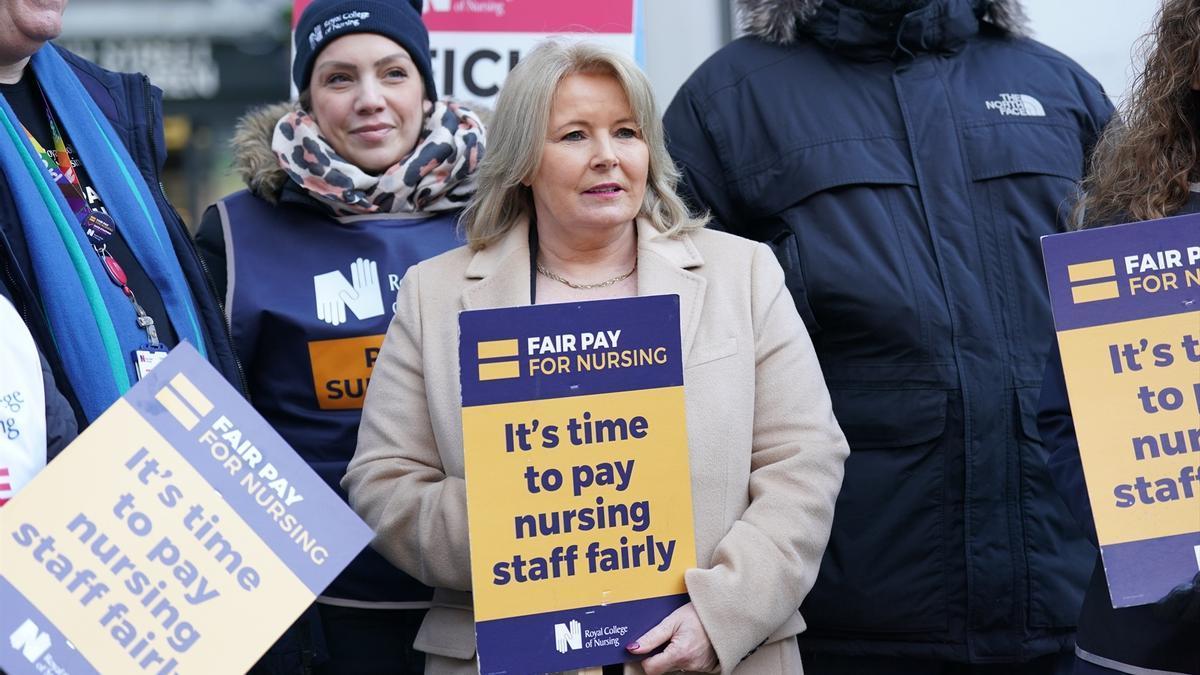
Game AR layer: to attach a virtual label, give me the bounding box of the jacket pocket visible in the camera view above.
[962,122,1083,375]
[763,137,939,363]
[1014,385,1092,628]
[832,387,947,448]
[687,336,738,369]
[413,608,476,661]
[801,387,951,632]
[765,230,821,335]
[962,123,1084,183]
[413,591,477,661]
[738,135,916,216]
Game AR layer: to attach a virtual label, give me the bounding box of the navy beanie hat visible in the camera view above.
[293,0,437,102]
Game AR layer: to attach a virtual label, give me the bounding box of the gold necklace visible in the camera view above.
[536,260,637,289]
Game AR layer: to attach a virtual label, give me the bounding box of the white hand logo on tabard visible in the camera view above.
[313,257,385,326]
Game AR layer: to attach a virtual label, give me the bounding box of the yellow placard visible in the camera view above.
[1058,314,1200,545]
[0,344,374,674]
[463,387,695,621]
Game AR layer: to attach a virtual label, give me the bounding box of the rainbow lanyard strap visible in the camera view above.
[23,100,160,348]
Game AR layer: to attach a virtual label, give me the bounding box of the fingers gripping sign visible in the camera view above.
[626,603,718,675]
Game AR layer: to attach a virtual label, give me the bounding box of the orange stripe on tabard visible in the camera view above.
[308,334,386,410]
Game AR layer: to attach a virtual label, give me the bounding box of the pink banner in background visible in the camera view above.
[291,0,641,106]
[421,0,633,33]
[294,0,633,33]
[293,0,313,27]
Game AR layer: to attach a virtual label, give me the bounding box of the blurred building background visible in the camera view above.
[55,0,1155,230]
[57,0,293,226]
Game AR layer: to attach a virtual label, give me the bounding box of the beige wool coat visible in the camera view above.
[344,218,849,674]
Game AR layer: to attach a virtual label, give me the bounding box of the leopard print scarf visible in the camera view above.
[272,100,485,216]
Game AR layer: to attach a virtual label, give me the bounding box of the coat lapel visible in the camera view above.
[635,219,707,362]
[461,220,533,311]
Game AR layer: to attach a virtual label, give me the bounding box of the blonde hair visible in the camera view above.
[461,40,706,250]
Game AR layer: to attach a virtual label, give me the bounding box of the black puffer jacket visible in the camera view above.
[665,0,1113,662]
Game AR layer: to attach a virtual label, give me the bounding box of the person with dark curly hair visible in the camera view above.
[1039,2,1200,673]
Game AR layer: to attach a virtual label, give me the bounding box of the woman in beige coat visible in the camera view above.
[344,41,849,675]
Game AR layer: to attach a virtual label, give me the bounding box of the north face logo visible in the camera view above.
[985,93,1045,117]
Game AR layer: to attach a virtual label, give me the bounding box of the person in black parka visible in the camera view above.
[665,0,1114,672]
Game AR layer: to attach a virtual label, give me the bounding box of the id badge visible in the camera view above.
[83,210,117,245]
[133,345,169,380]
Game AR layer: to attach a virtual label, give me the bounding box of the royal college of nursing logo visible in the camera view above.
[313,258,385,327]
[553,620,582,654]
[8,619,55,668]
[308,10,371,49]
[307,23,323,49]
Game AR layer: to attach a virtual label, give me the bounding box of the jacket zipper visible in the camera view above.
[141,75,249,397]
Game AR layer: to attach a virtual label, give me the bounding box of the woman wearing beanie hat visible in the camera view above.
[194,0,485,672]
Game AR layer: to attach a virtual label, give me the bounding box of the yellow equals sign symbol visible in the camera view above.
[477,339,520,381]
[1067,259,1119,303]
[154,374,214,430]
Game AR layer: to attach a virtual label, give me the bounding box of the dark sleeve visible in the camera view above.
[170,202,243,396]
[195,204,228,302]
[663,83,738,234]
[41,349,77,461]
[1078,73,1116,169]
[1037,341,1099,546]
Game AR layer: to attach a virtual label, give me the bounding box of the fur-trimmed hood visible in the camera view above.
[737,0,1028,45]
[230,101,296,203]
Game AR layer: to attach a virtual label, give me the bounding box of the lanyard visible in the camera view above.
[23,103,160,347]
